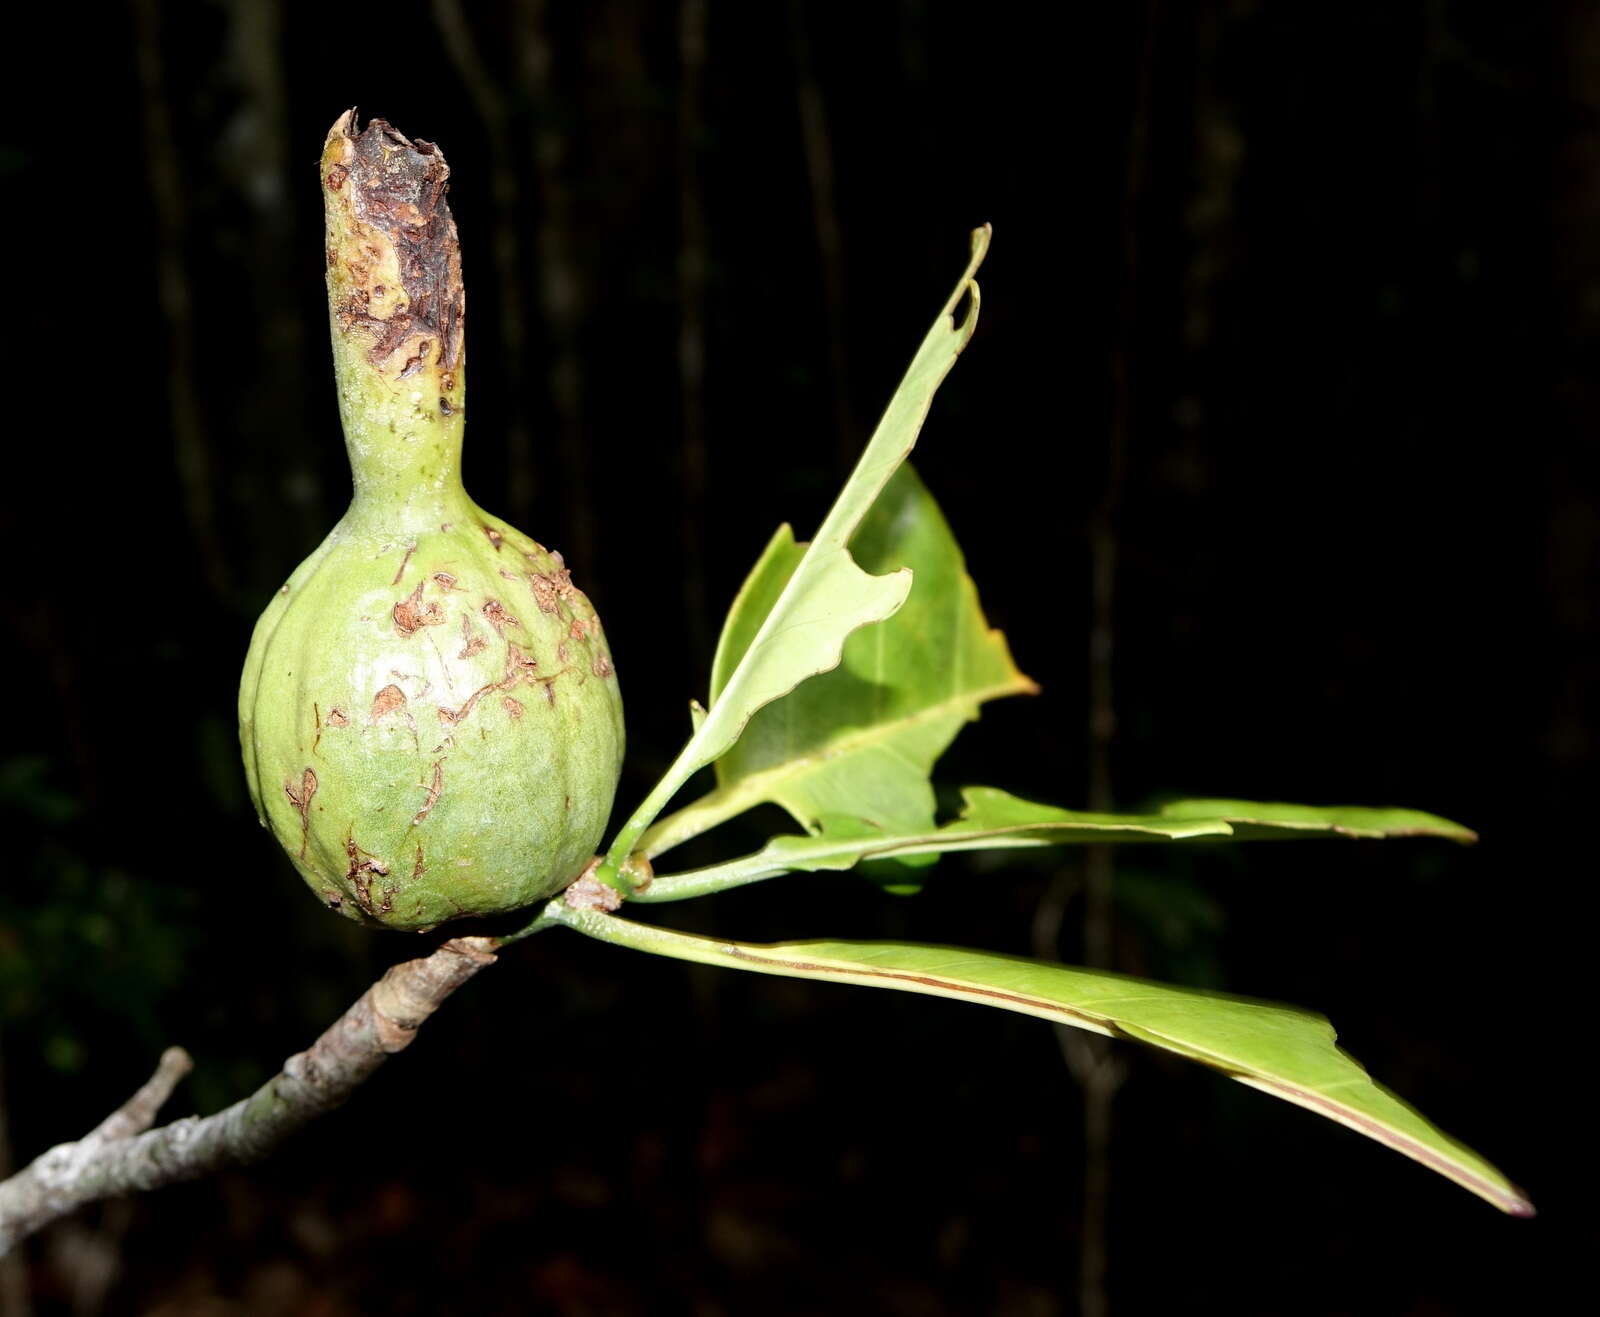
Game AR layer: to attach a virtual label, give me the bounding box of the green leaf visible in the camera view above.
[634,786,1474,903]
[644,465,1037,858]
[1159,798,1478,843]
[602,227,992,873]
[549,903,1533,1217]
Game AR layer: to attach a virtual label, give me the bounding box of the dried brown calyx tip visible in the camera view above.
[323,109,464,382]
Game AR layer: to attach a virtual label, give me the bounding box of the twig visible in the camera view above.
[0,1026,34,1316]
[1057,4,1161,1313]
[0,937,497,1257]
[431,0,539,518]
[678,0,712,683]
[83,1048,194,1147]
[788,0,856,470]
[514,0,598,585]
[130,0,231,600]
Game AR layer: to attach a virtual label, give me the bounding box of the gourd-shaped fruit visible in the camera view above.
[239,112,624,931]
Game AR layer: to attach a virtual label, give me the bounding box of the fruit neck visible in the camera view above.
[331,331,471,524]
[322,111,471,527]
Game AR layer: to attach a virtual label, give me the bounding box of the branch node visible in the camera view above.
[88,1046,194,1146]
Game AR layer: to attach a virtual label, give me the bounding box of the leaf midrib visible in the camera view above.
[728,674,1025,793]
[647,675,1032,856]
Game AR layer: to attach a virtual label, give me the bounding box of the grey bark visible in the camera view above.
[0,937,497,1257]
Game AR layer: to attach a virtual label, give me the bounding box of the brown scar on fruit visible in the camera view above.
[482,599,519,633]
[370,683,407,721]
[436,699,473,729]
[312,703,323,754]
[413,760,444,823]
[284,768,319,859]
[394,581,445,635]
[326,707,350,726]
[503,695,524,719]
[349,875,398,918]
[398,337,433,379]
[344,833,392,918]
[324,113,463,379]
[528,573,558,613]
[437,646,538,727]
[458,614,487,659]
[592,653,614,678]
[482,524,504,551]
[391,542,417,586]
[432,571,458,591]
[529,568,577,615]
[413,845,426,880]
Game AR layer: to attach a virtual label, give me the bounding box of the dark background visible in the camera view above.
[0,1,1590,1313]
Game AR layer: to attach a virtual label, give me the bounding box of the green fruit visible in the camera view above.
[239,112,623,931]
